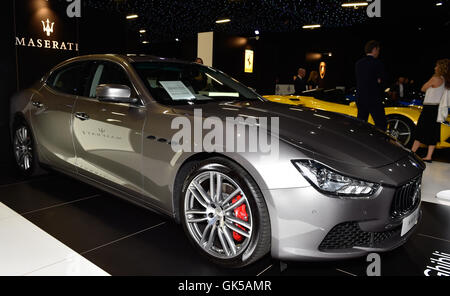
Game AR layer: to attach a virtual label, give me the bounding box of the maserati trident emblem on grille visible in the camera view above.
[42,19,55,37]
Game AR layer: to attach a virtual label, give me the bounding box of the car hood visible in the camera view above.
[172,100,410,168]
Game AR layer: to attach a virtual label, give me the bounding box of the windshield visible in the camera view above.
[132,62,262,105]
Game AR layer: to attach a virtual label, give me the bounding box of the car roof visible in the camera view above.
[64,54,194,65]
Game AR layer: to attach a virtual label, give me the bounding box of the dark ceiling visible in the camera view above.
[71,0,449,41]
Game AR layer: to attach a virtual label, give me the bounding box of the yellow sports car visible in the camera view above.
[265,89,450,149]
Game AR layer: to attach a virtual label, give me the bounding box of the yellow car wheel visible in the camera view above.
[386,115,416,148]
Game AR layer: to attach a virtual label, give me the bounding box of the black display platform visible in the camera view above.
[0,166,448,276]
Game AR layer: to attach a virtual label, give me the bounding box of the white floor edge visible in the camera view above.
[0,202,109,276]
[421,161,450,207]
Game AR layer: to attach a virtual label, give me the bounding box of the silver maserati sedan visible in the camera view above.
[10,54,425,268]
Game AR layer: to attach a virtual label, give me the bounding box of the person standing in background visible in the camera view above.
[395,77,406,100]
[195,57,204,64]
[411,59,450,162]
[293,68,307,95]
[306,71,320,90]
[355,40,387,131]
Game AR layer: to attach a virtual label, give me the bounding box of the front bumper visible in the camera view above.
[262,184,421,261]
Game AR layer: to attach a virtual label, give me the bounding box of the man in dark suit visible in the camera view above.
[355,40,387,131]
[391,76,407,101]
[294,68,307,95]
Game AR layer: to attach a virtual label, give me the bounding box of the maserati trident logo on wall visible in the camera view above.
[15,18,79,51]
[42,19,55,37]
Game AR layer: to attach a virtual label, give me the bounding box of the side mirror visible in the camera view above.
[349,101,357,107]
[96,84,137,104]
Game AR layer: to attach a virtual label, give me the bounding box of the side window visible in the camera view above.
[88,62,133,98]
[47,63,87,96]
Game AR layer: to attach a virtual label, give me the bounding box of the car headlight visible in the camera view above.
[292,160,380,198]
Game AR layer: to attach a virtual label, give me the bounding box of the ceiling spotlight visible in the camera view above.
[216,18,231,24]
[328,52,333,57]
[436,2,443,6]
[142,41,149,44]
[302,24,321,29]
[341,2,369,8]
[175,38,180,42]
[255,30,260,35]
[126,14,139,19]
[139,29,146,34]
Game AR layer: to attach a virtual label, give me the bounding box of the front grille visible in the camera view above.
[390,175,422,218]
[319,222,401,251]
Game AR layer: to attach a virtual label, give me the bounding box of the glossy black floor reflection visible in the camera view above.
[0,165,448,276]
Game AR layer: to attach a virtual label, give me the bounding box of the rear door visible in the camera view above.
[30,61,90,172]
[72,60,146,195]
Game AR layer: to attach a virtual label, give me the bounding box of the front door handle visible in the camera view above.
[32,101,44,108]
[75,112,90,121]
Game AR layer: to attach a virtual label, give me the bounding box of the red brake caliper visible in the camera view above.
[231,195,248,242]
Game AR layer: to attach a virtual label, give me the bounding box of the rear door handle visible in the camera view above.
[32,101,44,108]
[75,112,90,121]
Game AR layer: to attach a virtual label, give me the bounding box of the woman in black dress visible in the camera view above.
[411,59,450,162]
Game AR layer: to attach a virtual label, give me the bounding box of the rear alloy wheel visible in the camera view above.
[387,116,415,147]
[180,158,270,268]
[13,122,38,176]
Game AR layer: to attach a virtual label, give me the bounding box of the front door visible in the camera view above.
[72,61,146,194]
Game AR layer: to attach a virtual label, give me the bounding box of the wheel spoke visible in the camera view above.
[206,224,217,250]
[20,128,25,143]
[187,217,208,223]
[225,216,251,230]
[24,155,30,170]
[192,181,212,205]
[218,228,230,256]
[222,226,237,255]
[216,174,222,203]
[186,209,207,215]
[394,120,399,129]
[210,172,215,202]
[221,188,241,207]
[189,187,208,208]
[223,195,246,213]
[16,129,23,144]
[226,222,250,238]
[200,223,213,245]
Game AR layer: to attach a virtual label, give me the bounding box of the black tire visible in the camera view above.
[12,119,41,177]
[387,115,416,148]
[179,157,271,268]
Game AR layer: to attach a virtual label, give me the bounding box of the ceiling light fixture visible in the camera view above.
[139,29,146,34]
[302,24,321,29]
[341,2,369,8]
[436,2,443,6]
[126,14,139,19]
[216,18,231,24]
[255,30,260,35]
[142,41,149,44]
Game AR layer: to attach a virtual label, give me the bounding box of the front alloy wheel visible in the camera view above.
[184,171,253,259]
[180,158,270,268]
[387,116,415,147]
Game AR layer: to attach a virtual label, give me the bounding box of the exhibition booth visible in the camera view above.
[0,0,449,279]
